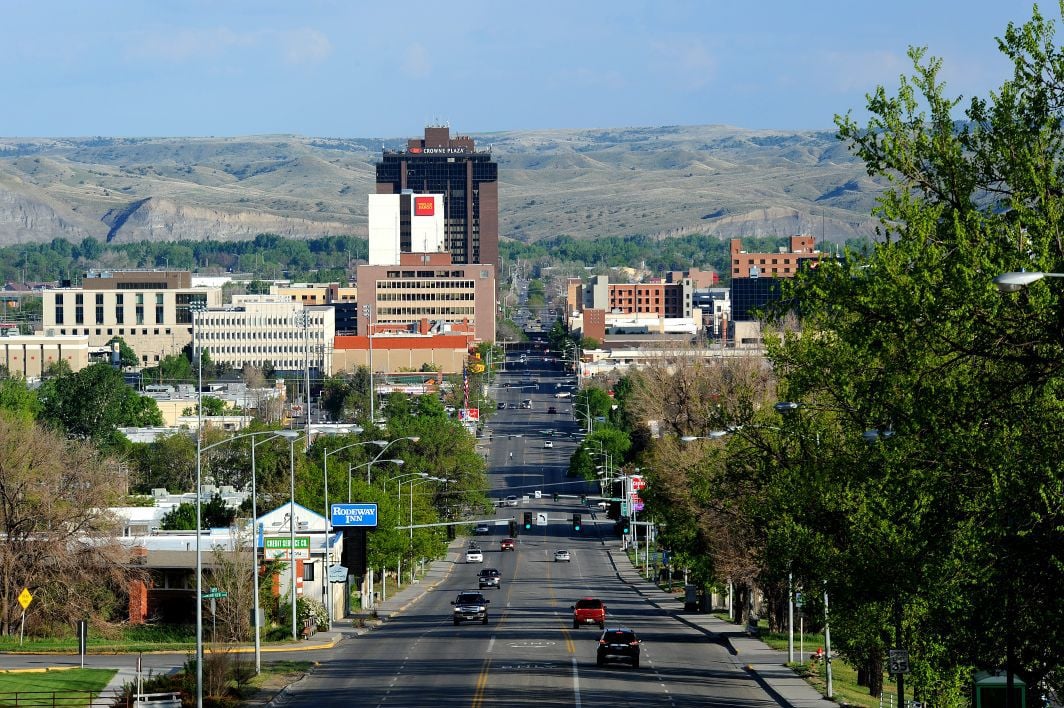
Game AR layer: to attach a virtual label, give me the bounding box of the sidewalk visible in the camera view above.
[95,538,468,698]
[607,545,836,708]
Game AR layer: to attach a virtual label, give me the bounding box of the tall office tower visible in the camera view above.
[375,126,498,267]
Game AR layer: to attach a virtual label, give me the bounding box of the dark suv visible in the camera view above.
[596,627,640,668]
[478,568,501,589]
[451,591,490,625]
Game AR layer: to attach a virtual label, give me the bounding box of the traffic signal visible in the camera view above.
[523,512,533,530]
[572,513,582,532]
[509,520,517,536]
[580,494,587,505]
[552,493,559,502]
[621,518,631,535]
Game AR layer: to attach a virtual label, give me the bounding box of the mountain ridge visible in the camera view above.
[0,125,883,247]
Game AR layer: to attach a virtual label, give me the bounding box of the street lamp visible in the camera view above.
[407,476,447,584]
[992,270,1064,292]
[357,436,420,495]
[274,430,305,640]
[774,401,831,697]
[366,458,403,484]
[314,428,362,628]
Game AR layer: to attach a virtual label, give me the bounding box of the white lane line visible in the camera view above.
[487,635,496,653]
[571,656,582,708]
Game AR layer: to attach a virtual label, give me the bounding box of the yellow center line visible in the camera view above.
[471,655,492,708]
[546,536,576,654]
[472,534,522,707]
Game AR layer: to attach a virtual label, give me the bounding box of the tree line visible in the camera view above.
[562,8,1064,703]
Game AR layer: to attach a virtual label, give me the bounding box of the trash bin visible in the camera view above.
[683,584,698,612]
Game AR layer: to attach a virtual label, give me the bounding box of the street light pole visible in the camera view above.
[363,304,374,424]
[193,307,204,708]
[276,430,304,640]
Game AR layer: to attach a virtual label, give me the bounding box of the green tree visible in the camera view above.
[0,377,39,422]
[759,7,1064,699]
[160,495,236,530]
[38,363,164,441]
[105,337,139,369]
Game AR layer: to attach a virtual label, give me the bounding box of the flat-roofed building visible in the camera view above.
[0,332,90,378]
[192,295,334,379]
[582,274,693,319]
[730,235,820,278]
[356,253,495,344]
[376,126,498,268]
[270,283,358,306]
[40,270,221,367]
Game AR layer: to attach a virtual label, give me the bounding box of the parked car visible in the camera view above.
[500,538,516,551]
[554,549,571,562]
[572,597,607,628]
[478,568,501,589]
[451,591,490,625]
[596,627,640,668]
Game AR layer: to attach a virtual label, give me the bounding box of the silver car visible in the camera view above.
[554,549,571,562]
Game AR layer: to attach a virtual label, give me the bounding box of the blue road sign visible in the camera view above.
[331,503,378,527]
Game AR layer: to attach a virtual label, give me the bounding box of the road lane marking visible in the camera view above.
[471,655,492,708]
[562,627,574,654]
[486,635,495,653]
[571,656,582,708]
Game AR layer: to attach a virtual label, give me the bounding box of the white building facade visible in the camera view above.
[192,295,335,379]
[368,192,445,265]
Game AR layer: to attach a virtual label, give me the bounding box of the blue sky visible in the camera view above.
[0,0,1037,138]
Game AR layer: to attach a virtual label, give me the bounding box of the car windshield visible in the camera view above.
[576,599,602,609]
[457,594,484,604]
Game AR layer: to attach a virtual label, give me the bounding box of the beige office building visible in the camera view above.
[193,295,335,377]
[0,333,90,379]
[356,253,496,343]
[270,283,358,305]
[40,270,222,367]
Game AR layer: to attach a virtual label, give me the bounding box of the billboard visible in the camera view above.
[414,196,435,216]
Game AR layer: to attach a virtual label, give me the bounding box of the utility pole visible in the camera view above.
[363,304,374,424]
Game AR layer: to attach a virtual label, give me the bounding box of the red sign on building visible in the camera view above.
[414,196,435,216]
[630,475,646,491]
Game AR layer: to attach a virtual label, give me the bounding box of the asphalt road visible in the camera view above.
[278,349,781,707]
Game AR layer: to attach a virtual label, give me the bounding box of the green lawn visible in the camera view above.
[759,625,899,708]
[0,667,115,694]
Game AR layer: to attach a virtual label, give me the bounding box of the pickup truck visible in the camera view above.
[571,597,606,628]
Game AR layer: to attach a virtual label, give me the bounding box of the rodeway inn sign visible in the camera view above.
[330,503,378,528]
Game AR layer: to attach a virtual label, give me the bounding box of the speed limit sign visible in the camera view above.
[888,649,910,674]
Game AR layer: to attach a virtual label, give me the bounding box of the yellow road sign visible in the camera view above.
[17,588,32,610]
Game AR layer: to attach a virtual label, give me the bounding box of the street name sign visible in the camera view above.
[331,503,378,527]
[203,588,228,599]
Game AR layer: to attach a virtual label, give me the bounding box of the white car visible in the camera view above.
[465,549,484,563]
[505,495,519,507]
[554,391,571,399]
[554,549,571,562]
[474,524,491,535]
[544,440,554,448]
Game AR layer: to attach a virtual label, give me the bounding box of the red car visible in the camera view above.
[571,597,606,628]
[500,538,516,551]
